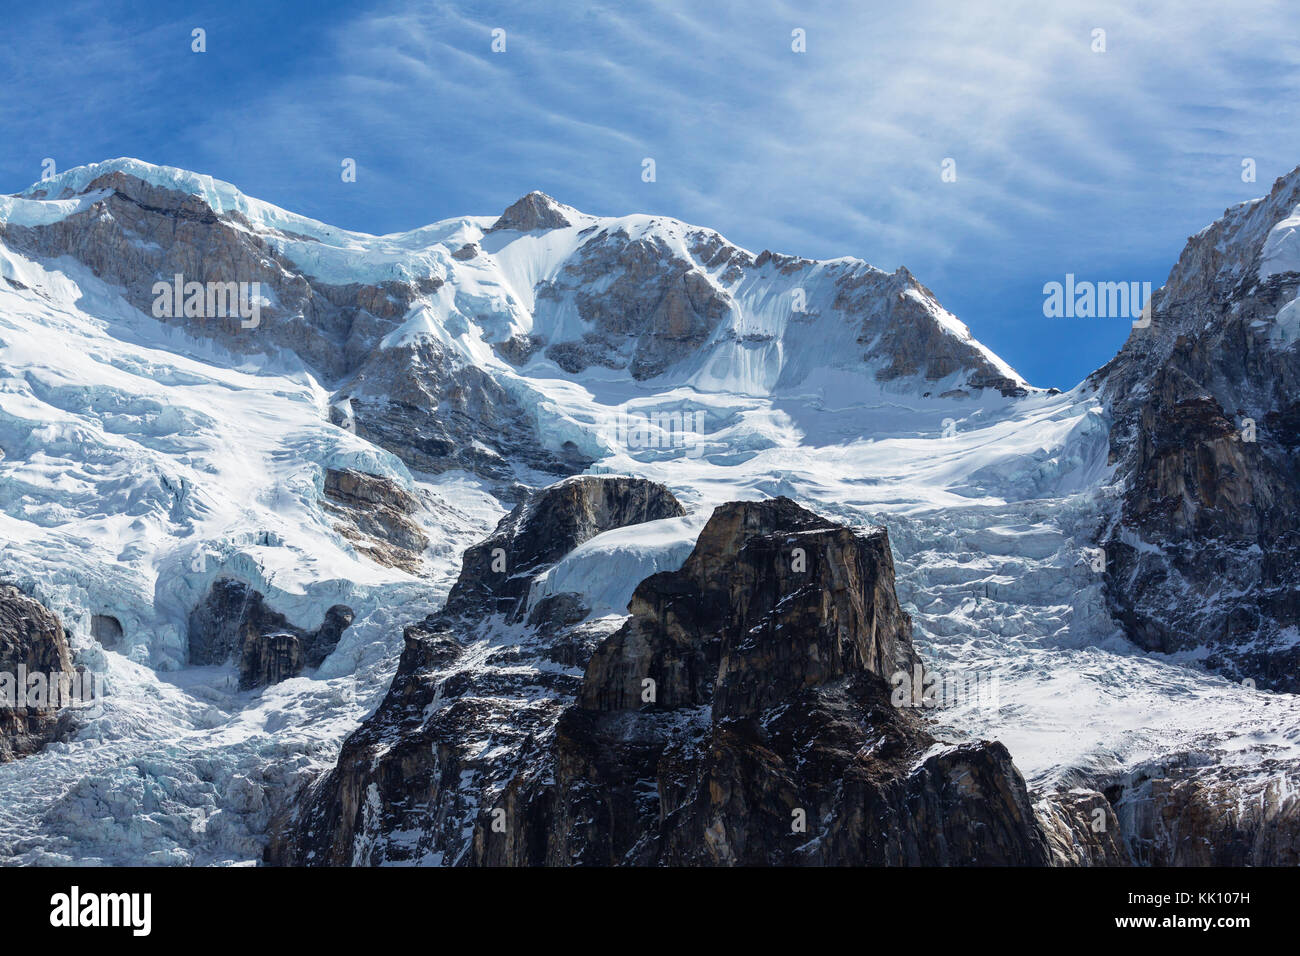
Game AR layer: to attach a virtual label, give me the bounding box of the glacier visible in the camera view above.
[0,159,1296,864]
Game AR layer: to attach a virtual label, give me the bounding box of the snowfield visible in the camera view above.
[1,161,1296,864]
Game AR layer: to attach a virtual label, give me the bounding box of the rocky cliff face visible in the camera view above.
[188,578,353,690]
[1111,760,1300,865]
[1096,167,1300,691]
[0,585,78,761]
[1034,790,1131,866]
[335,340,583,485]
[577,497,918,715]
[530,498,1046,866]
[1033,754,1300,867]
[269,486,1052,866]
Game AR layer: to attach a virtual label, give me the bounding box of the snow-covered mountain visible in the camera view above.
[0,159,1296,865]
[1096,171,1300,694]
[11,160,1030,488]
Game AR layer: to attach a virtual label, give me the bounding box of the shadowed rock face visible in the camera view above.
[266,475,687,866]
[579,497,918,716]
[336,340,587,484]
[1021,169,1300,868]
[187,578,353,690]
[1035,790,1131,866]
[1114,763,1300,865]
[269,490,1052,867]
[1096,168,1300,691]
[1035,757,1300,867]
[538,681,1049,867]
[0,585,76,761]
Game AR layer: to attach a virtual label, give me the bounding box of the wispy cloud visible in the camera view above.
[4,0,1300,386]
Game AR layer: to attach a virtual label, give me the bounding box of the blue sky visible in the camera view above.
[4,0,1300,389]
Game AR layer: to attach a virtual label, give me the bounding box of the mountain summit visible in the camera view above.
[2,159,1031,487]
[487,190,579,232]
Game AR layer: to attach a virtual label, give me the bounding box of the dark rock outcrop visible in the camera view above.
[0,585,78,761]
[522,498,1045,866]
[267,475,686,865]
[187,578,353,690]
[1035,758,1300,867]
[270,491,1052,866]
[578,497,918,715]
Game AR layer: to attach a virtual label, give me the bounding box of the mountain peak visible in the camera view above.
[487,190,577,233]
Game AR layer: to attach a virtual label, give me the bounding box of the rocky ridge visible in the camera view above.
[267,475,685,864]
[270,480,1053,866]
[6,161,1029,494]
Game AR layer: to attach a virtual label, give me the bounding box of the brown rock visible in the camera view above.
[270,493,1053,867]
[0,585,78,761]
[322,468,428,572]
[1036,789,1131,866]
